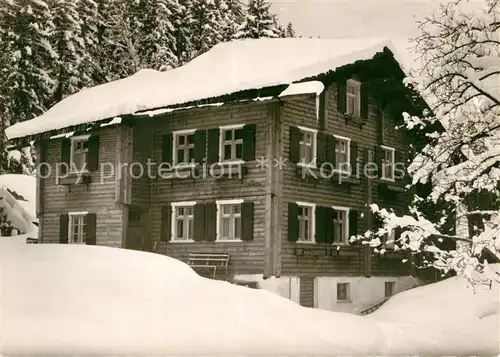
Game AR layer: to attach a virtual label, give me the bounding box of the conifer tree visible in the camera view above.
[233,0,281,39]
[285,22,295,37]
[188,0,224,57]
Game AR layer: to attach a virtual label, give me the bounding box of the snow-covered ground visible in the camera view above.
[0,174,38,241]
[1,242,498,356]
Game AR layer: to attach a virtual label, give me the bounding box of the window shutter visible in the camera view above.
[349,210,358,240]
[204,202,217,242]
[193,203,205,241]
[160,206,172,242]
[162,134,173,165]
[394,150,405,185]
[317,132,327,166]
[360,82,369,119]
[318,91,326,129]
[241,201,254,241]
[326,135,337,169]
[289,126,301,163]
[350,141,358,176]
[206,128,220,164]
[324,207,334,244]
[86,213,97,245]
[60,139,71,174]
[59,214,69,244]
[315,206,326,243]
[87,135,100,171]
[374,145,383,178]
[337,79,347,114]
[287,202,299,242]
[242,124,256,161]
[194,129,207,164]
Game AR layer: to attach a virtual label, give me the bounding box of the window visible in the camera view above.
[337,282,350,301]
[381,146,395,181]
[382,229,396,249]
[217,199,243,241]
[346,79,361,116]
[334,135,351,172]
[173,130,195,165]
[220,125,244,162]
[69,213,87,244]
[297,202,315,242]
[333,207,349,244]
[171,202,195,241]
[70,135,89,171]
[385,281,395,298]
[298,126,317,166]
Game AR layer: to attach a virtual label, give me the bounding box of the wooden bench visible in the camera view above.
[187,252,230,279]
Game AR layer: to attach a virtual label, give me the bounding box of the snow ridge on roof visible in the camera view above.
[6,37,401,140]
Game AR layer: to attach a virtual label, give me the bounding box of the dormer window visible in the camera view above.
[346,79,361,117]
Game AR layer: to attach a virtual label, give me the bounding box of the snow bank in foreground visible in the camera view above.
[1,242,498,356]
[370,265,500,355]
[1,242,384,356]
[0,174,36,220]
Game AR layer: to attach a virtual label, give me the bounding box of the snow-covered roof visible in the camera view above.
[5,37,405,140]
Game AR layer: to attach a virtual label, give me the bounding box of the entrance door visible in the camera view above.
[125,208,143,251]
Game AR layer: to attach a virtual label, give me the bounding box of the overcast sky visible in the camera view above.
[270,0,444,69]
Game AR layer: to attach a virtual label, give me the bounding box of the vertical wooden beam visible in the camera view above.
[271,102,283,277]
[363,148,373,277]
[263,103,275,279]
[115,126,124,204]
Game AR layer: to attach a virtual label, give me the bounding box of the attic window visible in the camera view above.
[346,79,361,117]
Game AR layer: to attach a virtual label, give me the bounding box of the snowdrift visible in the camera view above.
[1,242,498,356]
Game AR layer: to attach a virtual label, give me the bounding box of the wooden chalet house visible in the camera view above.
[6,38,428,313]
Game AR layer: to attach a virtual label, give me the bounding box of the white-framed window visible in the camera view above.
[68,212,88,244]
[297,126,317,166]
[220,124,244,163]
[171,201,195,242]
[337,282,350,301]
[70,135,90,172]
[216,199,243,241]
[385,281,396,298]
[297,201,315,242]
[332,206,350,244]
[333,135,351,173]
[346,79,361,117]
[173,129,195,165]
[381,145,395,181]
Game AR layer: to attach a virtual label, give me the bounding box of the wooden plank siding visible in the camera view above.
[39,127,124,247]
[279,81,413,277]
[148,101,276,276]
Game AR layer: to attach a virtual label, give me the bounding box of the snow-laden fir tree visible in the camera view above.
[233,0,281,39]
[76,0,100,87]
[218,0,245,42]
[188,0,224,57]
[359,0,500,285]
[285,22,295,37]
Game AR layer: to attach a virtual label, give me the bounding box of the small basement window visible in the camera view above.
[385,281,396,298]
[337,282,350,301]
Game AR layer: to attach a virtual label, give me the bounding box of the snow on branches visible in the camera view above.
[355,0,500,285]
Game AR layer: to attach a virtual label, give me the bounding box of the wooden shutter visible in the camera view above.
[287,202,299,242]
[206,128,220,164]
[160,206,172,242]
[324,207,334,244]
[317,132,327,166]
[87,135,100,171]
[193,203,205,241]
[315,206,326,243]
[162,134,173,165]
[289,126,301,163]
[60,139,71,174]
[204,202,217,242]
[337,79,347,114]
[242,124,256,161]
[374,145,383,179]
[360,82,369,119]
[194,129,207,164]
[350,141,358,176]
[394,150,405,186]
[241,201,254,241]
[327,135,337,169]
[59,214,69,244]
[349,210,358,240]
[318,91,326,129]
[86,213,97,245]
